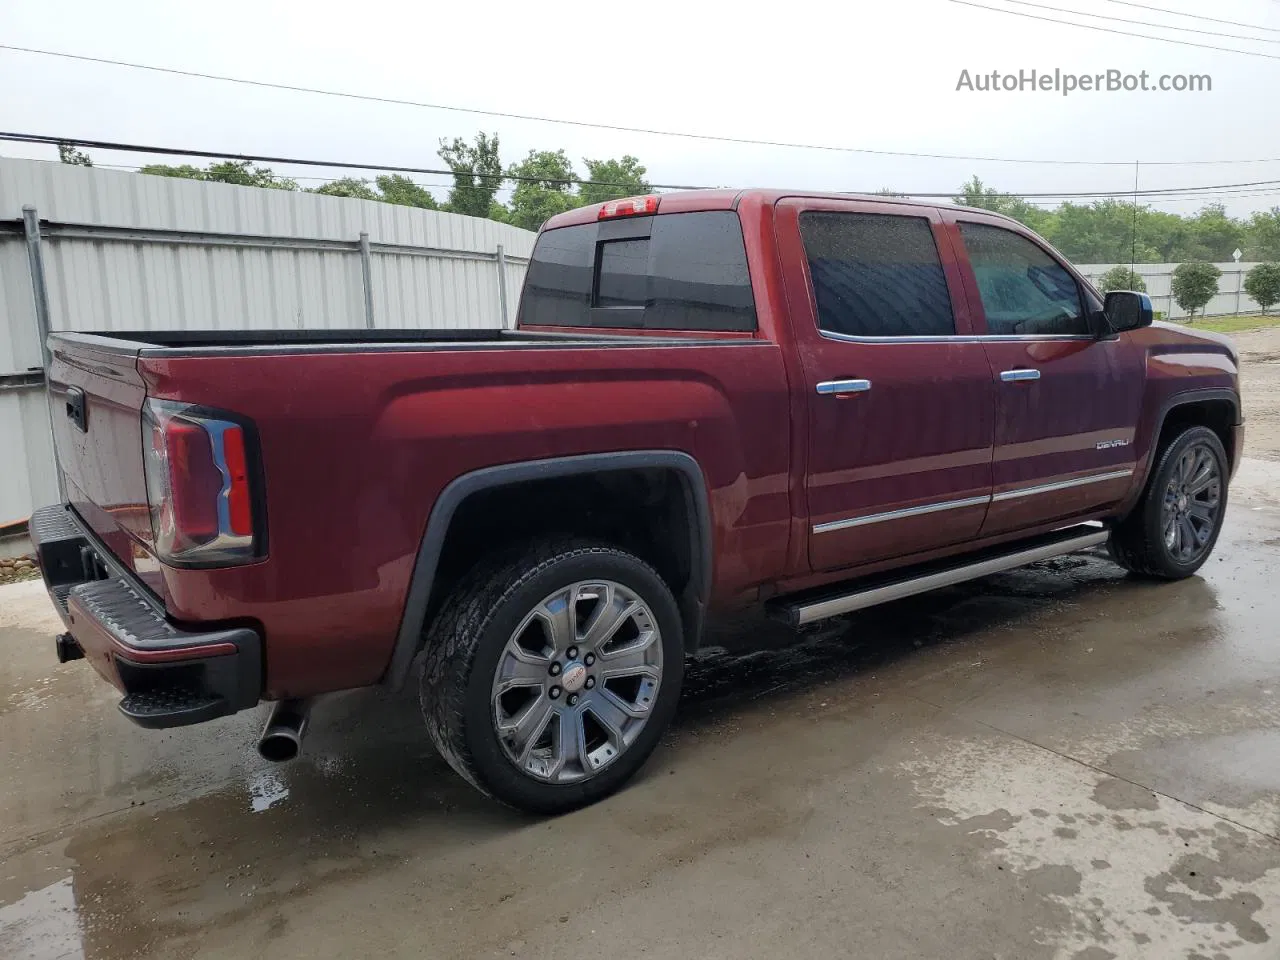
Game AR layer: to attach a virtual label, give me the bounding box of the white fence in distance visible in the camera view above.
[1076,262,1268,320]
[0,157,536,529]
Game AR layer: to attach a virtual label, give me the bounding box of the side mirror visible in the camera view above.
[1103,290,1153,334]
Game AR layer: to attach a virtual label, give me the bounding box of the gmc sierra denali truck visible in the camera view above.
[31,190,1241,813]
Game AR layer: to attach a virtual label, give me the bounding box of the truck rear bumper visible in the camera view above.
[30,504,261,729]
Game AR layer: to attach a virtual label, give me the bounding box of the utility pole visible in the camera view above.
[1130,160,1139,269]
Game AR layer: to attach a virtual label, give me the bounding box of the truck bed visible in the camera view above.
[55,328,697,356]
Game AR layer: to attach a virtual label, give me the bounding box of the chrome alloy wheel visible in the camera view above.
[1162,440,1223,564]
[490,580,663,783]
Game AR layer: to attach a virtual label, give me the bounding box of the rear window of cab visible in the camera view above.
[517,211,757,332]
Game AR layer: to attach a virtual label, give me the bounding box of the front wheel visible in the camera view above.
[1110,425,1229,579]
[420,539,684,814]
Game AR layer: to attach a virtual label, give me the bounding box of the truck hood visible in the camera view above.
[1151,320,1238,360]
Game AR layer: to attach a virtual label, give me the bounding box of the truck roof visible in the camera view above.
[542,188,1018,231]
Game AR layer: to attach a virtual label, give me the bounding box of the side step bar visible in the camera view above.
[771,525,1111,627]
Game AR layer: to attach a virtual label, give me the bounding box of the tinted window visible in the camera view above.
[959,223,1088,336]
[799,212,956,338]
[517,211,756,331]
[519,225,593,327]
[596,238,649,307]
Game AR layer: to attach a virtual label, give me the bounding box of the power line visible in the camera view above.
[1099,0,1280,33]
[93,160,462,189]
[1,41,1277,167]
[947,0,1280,59]
[11,132,1280,203]
[0,132,707,191]
[994,0,1280,43]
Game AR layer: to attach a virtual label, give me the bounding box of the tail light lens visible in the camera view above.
[142,400,262,566]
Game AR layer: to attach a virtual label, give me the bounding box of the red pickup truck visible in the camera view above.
[32,190,1241,812]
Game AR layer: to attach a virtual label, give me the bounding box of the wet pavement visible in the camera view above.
[4,460,1280,960]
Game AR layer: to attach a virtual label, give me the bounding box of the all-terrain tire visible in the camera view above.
[1109,425,1229,579]
[419,538,684,814]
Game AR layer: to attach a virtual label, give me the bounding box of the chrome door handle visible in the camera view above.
[1000,369,1041,382]
[816,379,872,395]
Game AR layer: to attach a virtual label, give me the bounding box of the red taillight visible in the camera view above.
[165,420,221,547]
[598,195,660,219]
[142,400,260,566]
[221,426,253,537]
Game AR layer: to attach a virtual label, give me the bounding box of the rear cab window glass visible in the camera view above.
[958,222,1088,336]
[517,211,756,331]
[798,212,957,338]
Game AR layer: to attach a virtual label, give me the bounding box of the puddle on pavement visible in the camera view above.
[0,877,84,960]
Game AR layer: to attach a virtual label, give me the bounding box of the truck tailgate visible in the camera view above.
[47,336,160,593]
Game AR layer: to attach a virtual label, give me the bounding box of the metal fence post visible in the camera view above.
[496,244,509,328]
[22,205,66,500]
[358,231,375,328]
[22,207,53,371]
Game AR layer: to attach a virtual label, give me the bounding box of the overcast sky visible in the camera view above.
[3,0,1279,216]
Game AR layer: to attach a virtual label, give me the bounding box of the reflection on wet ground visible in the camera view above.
[3,484,1280,959]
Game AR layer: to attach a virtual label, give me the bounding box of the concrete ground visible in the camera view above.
[4,334,1280,960]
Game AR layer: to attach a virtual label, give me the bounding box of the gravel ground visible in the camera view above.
[1236,325,1280,460]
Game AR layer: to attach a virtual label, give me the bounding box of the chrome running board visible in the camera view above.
[772,525,1110,627]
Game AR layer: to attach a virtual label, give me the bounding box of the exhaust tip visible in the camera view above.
[257,698,311,763]
[258,732,301,763]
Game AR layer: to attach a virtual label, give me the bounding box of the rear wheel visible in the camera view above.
[420,539,683,814]
[1110,425,1228,579]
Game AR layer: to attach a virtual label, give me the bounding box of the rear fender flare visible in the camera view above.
[381,451,712,690]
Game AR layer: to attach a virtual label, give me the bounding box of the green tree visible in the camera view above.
[507,149,578,231]
[1179,204,1245,262]
[311,177,379,200]
[1245,209,1280,262]
[952,175,1053,233]
[139,163,209,180]
[1244,262,1280,314]
[58,142,93,166]
[1171,261,1221,321]
[1098,266,1147,293]
[577,156,649,208]
[1043,200,1160,264]
[139,160,297,190]
[203,161,297,190]
[439,132,504,218]
[374,174,438,209]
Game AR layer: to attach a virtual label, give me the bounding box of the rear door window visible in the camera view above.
[518,211,757,331]
[798,212,957,338]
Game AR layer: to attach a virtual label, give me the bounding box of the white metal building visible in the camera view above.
[1,157,535,532]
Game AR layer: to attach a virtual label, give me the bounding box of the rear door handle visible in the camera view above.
[999,369,1041,383]
[816,379,872,396]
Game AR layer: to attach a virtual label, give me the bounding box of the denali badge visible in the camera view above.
[1096,438,1132,450]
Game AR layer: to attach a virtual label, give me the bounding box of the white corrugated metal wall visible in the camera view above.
[1076,262,1265,320]
[0,157,536,528]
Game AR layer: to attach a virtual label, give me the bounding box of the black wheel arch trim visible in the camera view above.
[381,451,713,690]
[1124,387,1241,514]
